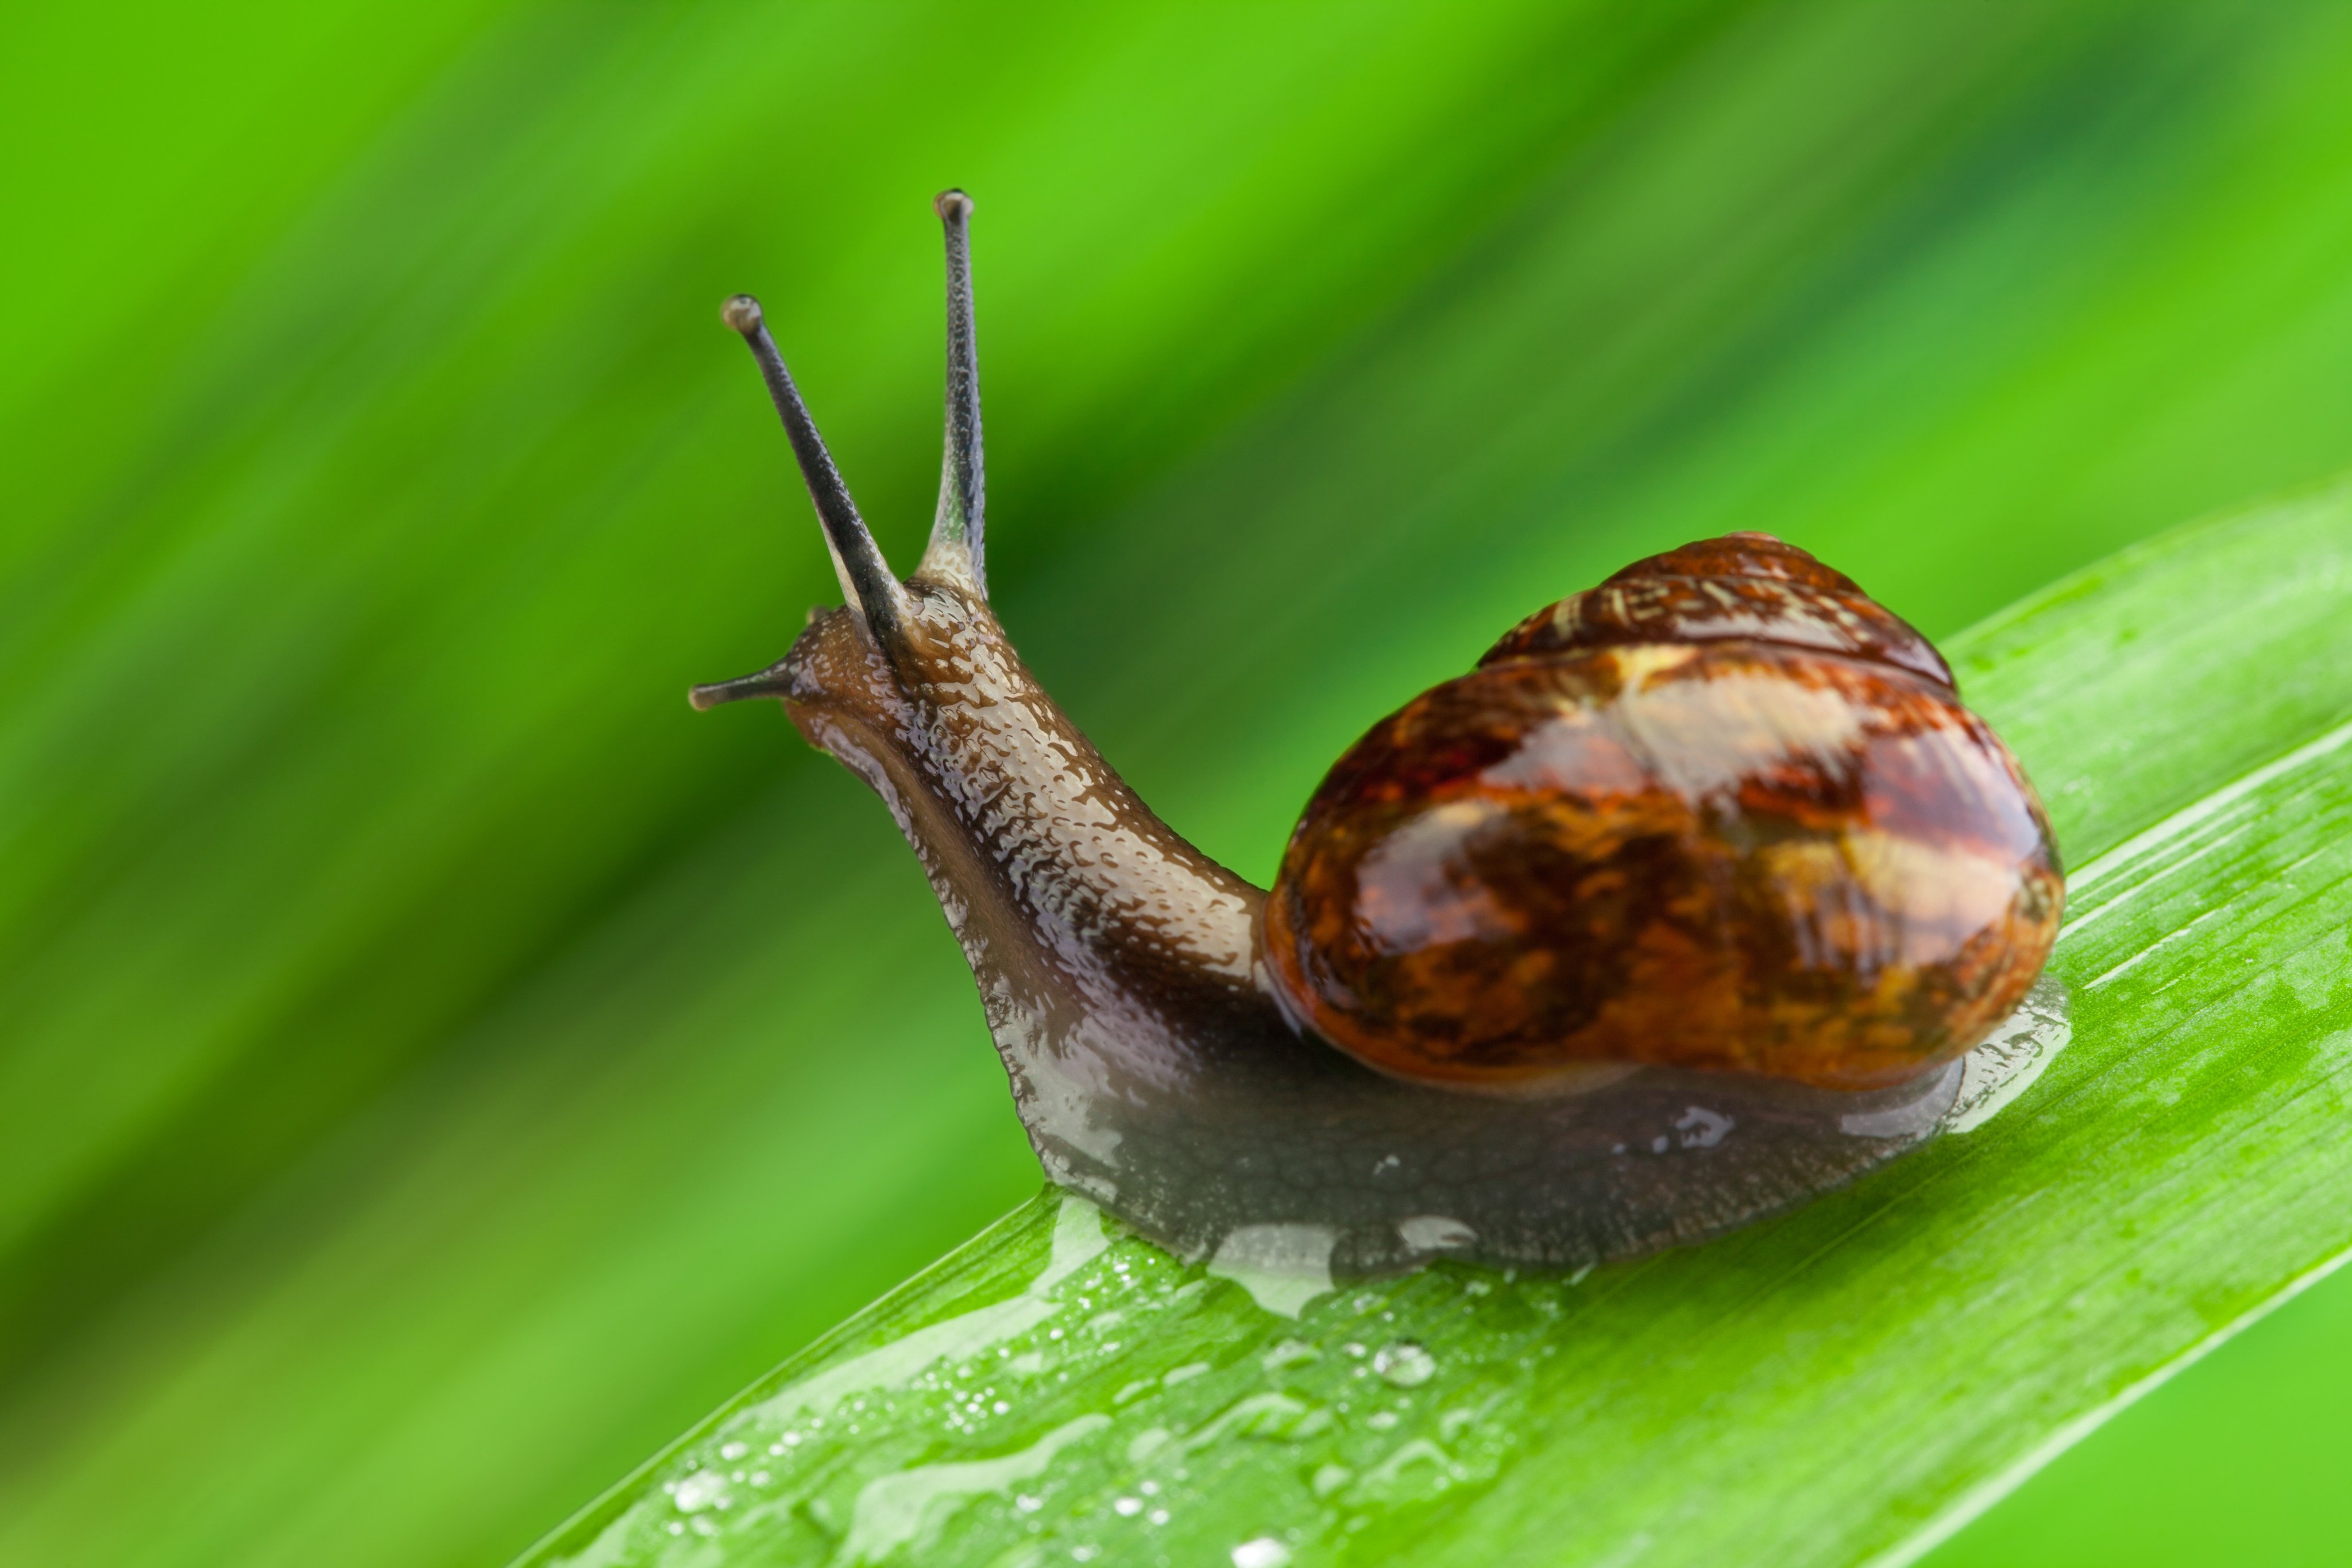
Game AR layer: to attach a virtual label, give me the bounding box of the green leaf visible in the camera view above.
[12,6,2352,1566]
[519,484,2352,1568]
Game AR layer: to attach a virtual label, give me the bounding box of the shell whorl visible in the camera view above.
[1481,531,1955,687]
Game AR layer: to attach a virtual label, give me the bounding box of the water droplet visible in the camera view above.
[1115,1496,1144,1517]
[672,1471,728,1513]
[1675,1105,1734,1148]
[719,1440,748,1461]
[1231,1538,1292,1568]
[1149,1508,1171,1525]
[840,1413,1107,1560]
[1015,1494,1043,1513]
[1373,1342,1436,1388]
[1260,1339,1318,1373]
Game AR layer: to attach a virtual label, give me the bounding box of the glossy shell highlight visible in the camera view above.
[1262,535,2063,1092]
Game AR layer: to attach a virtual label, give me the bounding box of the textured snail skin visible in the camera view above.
[748,564,2012,1275]
[1264,534,2063,1095]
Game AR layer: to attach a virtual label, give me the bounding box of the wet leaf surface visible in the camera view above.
[520,490,2352,1567]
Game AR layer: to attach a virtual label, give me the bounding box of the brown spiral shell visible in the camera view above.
[1261,532,2063,1092]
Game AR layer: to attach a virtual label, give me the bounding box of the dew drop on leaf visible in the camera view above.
[1373,1342,1435,1387]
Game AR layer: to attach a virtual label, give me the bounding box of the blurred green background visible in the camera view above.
[6,2,2352,1564]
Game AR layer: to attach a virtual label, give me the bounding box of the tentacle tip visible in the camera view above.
[690,678,764,710]
[934,188,973,223]
[721,293,764,334]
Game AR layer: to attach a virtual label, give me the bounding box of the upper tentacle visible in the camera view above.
[920,190,987,595]
[721,293,910,646]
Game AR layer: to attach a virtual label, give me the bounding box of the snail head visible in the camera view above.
[689,190,994,737]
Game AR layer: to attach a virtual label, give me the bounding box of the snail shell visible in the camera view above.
[1265,533,2064,1093]
[691,195,2070,1277]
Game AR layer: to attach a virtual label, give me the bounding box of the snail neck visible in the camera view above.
[780,581,1279,1088]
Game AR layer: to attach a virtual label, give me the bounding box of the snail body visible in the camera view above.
[693,194,2066,1276]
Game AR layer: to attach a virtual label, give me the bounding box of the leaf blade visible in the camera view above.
[517,484,2352,1566]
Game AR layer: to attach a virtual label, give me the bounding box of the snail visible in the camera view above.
[692,191,2068,1277]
